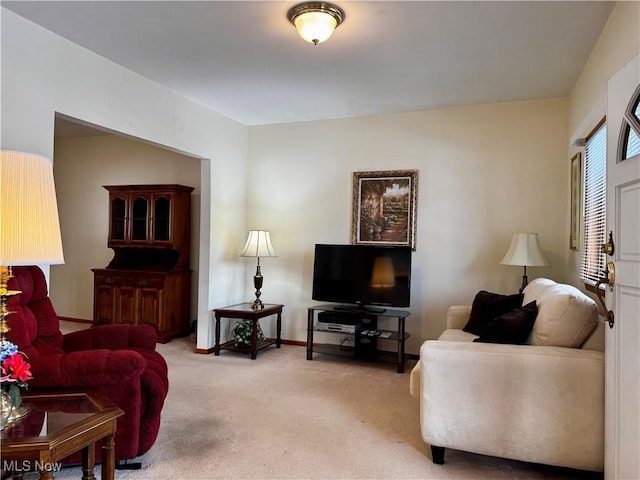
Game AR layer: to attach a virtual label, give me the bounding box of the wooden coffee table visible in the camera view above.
[0,392,123,480]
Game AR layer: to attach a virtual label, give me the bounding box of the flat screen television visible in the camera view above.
[312,244,412,311]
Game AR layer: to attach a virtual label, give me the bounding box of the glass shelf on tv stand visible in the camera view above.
[306,304,411,373]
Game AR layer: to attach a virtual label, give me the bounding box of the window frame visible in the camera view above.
[579,118,607,288]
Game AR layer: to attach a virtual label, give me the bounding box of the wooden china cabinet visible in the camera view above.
[92,184,194,343]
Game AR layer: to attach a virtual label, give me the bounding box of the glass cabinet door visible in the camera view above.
[131,195,149,241]
[153,195,172,242]
[109,195,127,242]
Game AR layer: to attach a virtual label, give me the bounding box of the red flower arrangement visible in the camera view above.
[0,341,32,407]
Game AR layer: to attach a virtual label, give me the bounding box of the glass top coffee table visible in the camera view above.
[1,392,123,480]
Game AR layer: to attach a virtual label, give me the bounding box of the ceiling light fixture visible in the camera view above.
[287,2,345,45]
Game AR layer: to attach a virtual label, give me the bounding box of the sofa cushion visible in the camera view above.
[438,329,478,342]
[581,321,605,352]
[463,290,524,335]
[522,277,556,306]
[524,279,598,348]
[473,301,538,345]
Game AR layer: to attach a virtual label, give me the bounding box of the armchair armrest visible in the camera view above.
[63,324,158,353]
[29,349,147,389]
[417,340,604,471]
[446,306,471,329]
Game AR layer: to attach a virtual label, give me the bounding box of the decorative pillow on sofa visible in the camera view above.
[473,301,538,344]
[524,280,599,347]
[463,290,524,335]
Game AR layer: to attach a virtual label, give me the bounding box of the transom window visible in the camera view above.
[619,84,640,161]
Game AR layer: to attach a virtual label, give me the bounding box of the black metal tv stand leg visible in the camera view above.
[306,308,314,360]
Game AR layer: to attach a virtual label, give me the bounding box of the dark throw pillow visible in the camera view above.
[463,290,524,335]
[473,301,538,345]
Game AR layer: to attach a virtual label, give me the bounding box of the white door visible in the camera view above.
[605,54,640,479]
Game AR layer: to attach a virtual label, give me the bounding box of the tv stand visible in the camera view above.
[306,304,410,373]
[333,304,387,314]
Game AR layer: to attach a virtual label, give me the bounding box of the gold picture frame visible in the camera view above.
[351,169,418,250]
[570,152,581,250]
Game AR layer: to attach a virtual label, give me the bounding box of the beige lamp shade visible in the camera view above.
[0,151,65,265]
[240,230,277,259]
[500,233,549,267]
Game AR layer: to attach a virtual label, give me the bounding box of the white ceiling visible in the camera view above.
[3,1,615,126]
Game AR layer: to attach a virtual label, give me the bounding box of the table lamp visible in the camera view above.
[1,150,65,424]
[0,151,65,345]
[240,230,277,311]
[500,233,549,293]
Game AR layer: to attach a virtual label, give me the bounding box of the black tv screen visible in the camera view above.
[312,244,412,309]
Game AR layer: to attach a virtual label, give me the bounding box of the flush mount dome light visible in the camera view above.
[287,2,345,45]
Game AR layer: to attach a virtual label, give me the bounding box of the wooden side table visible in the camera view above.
[1,392,123,480]
[214,303,283,359]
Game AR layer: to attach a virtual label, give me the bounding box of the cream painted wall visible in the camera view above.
[247,99,568,352]
[1,9,249,351]
[566,1,640,289]
[569,1,639,137]
[51,135,201,322]
[3,3,635,353]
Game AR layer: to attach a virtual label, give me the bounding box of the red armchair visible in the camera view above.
[6,266,168,463]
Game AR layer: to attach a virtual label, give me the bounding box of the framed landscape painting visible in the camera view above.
[351,169,418,250]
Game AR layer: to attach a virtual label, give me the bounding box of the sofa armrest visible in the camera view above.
[29,349,147,389]
[417,340,604,471]
[63,324,158,353]
[409,363,421,399]
[446,306,471,329]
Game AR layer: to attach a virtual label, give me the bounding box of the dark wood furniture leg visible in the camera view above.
[82,442,97,480]
[431,445,445,464]
[251,318,258,359]
[276,311,282,348]
[214,312,221,355]
[101,432,116,480]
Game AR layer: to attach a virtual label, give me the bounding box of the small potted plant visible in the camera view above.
[233,319,265,348]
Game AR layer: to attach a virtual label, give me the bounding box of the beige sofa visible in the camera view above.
[410,278,604,472]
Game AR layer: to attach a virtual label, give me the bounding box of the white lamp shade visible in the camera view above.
[500,233,549,267]
[1,151,64,265]
[294,10,338,44]
[240,230,277,259]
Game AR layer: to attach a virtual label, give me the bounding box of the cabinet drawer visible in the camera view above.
[131,275,165,289]
[94,271,165,290]
[94,272,125,287]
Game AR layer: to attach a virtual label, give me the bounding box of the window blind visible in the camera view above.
[580,123,607,285]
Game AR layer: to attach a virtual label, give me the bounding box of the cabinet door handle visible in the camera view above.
[138,280,149,286]
[105,277,114,284]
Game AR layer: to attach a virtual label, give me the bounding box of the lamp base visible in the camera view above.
[250,264,264,310]
[0,266,21,345]
[519,266,529,294]
[250,299,264,311]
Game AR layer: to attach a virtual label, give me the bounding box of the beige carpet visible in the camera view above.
[32,328,602,480]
